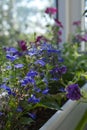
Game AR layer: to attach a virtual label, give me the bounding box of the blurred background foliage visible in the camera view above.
[0,0,55,46]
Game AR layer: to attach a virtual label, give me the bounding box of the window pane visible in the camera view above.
[0,0,56,36]
[15,0,55,34]
[0,0,56,45]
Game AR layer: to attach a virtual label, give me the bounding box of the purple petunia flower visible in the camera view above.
[66,84,82,100]
[59,66,67,74]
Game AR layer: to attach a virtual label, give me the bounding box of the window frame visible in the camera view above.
[57,0,85,46]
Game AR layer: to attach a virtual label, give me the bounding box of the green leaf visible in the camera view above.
[40,94,62,110]
[20,117,34,125]
[83,10,87,16]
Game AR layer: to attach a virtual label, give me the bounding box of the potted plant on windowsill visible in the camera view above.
[0,7,87,130]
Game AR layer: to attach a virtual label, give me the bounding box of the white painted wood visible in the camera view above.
[58,0,84,44]
[40,84,87,130]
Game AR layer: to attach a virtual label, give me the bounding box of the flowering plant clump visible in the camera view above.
[0,39,67,129]
[0,7,86,129]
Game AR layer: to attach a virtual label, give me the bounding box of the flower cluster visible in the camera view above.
[0,37,68,129]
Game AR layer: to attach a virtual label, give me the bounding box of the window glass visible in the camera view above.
[15,0,55,34]
[0,0,55,36]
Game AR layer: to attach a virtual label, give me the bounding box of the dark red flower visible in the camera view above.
[18,40,27,51]
[58,30,62,36]
[35,35,48,43]
[76,34,87,42]
[35,36,44,43]
[54,18,63,28]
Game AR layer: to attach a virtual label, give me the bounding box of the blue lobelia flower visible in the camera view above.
[42,77,48,84]
[35,59,46,66]
[20,76,35,87]
[58,57,64,62]
[47,49,60,53]
[28,95,40,104]
[34,87,41,93]
[27,70,38,77]
[5,47,18,53]
[0,84,12,95]
[16,106,23,112]
[20,79,29,87]
[27,48,38,56]
[6,54,18,61]
[50,78,59,81]
[51,65,67,75]
[3,78,9,82]
[6,65,12,70]
[14,64,24,69]
[28,113,36,120]
[59,87,66,92]
[0,112,4,116]
[42,88,49,94]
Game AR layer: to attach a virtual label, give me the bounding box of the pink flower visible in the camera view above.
[18,40,27,51]
[54,19,63,28]
[58,37,62,43]
[73,21,81,26]
[76,34,87,42]
[80,34,87,42]
[58,30,62,36]
[45,7,57,14]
